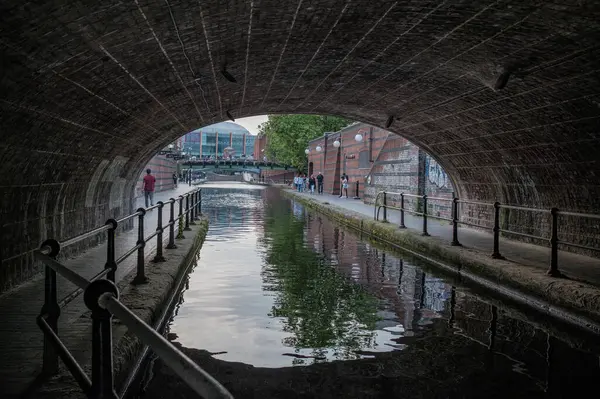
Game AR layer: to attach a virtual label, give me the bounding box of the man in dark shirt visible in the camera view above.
[142,169,156,208]
[316,172,324,194]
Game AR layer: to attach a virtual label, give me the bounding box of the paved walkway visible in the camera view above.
[0,184,199,398]
[288,190,600,288]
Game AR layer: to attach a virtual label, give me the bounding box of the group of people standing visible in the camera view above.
[294,172,324,194]
[293,172,351,197]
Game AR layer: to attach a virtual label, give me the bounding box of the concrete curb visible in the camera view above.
[112,217,210,392]
[282,190,600,334]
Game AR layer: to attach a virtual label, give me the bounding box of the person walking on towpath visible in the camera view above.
[143,169,156,208]
[309,174,316,194]
[316,172,324,194]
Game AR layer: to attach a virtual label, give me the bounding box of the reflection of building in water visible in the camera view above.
[303,212,451,333]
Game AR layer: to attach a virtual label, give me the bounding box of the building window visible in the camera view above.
[359,150,370,169]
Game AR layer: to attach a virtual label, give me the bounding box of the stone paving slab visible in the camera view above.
[288,190,600,288]
[0,184,201,399]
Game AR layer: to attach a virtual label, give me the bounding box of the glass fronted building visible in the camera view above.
[180,121,256,159]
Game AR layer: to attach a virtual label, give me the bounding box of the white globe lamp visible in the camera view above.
[316,146,323,152]
[333,140,341,148]
[304,148,310,155]
[355,133,363,142]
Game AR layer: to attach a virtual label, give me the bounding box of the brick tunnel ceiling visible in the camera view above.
[1,0,600,209]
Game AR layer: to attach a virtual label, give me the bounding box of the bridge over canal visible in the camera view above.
[1,0,600,398]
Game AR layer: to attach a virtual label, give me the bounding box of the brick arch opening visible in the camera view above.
[1,0,600,291]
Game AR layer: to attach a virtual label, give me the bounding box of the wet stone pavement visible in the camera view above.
[136,183,600,399]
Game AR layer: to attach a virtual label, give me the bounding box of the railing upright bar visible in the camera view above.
[131,208,148,285]
[491,202,504,259]
[100,315,118,398]
[90,315,102,396]
[422,195,430,236]
[184,195,192,231]
[189,193,197,225]
[105,219,118,282]
[177,196,185,239]
[153,202,166,262]
[167,199,177,249]
[40,239,61,377]
[399,193,406,228]
[548,207,561,277]
[382,192,388,222]
[85,279,119,399]
[451,197,461,246]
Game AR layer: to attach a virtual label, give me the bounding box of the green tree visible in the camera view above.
[258,115,352,170]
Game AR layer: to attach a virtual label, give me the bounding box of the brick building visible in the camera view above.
[307,123,455,218]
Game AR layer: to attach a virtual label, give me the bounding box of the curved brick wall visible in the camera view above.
[1,0,600,291]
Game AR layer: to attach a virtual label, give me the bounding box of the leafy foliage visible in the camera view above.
[260,198,379,361]
[258,115,352,171]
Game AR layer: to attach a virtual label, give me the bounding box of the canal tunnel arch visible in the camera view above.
[1,0,600,291]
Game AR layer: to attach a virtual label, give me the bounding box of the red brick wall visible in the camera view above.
[136,154,177,197]
[253,134,267,160]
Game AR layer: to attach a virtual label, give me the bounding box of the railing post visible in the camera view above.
[451,197,461,246]
[40,239,61,377]
[382,191,388,222]
[184,194,192,231]
[85,279,119,399]
[491,202,504,259]
[422,195,430,236]
[131,208,148,285]
[189,193,197,225]
[166,199,177,249]
[353,181,360,199]
[153,202,166,262]
[399,193,406,228]
[104,219,118,281]
[177,196,185,239]
[192,191,199,220]
[548,207,561,277]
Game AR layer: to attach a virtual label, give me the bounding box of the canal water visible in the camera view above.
[140,183,600,398]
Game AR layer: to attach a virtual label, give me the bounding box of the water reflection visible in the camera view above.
[168,185,599,394]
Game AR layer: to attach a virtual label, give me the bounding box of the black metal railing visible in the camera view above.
[33,188,231,398]
[374,191,600,277]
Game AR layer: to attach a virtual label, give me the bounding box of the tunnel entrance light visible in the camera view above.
[355,134,363,142]
[316,146,323,152]
[333,140,341,148]
[304,148,310,155]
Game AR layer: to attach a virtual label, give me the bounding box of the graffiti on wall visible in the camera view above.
[425,156,450,189]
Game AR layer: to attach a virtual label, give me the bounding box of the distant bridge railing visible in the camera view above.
[374,191,600,278]
[33,189,233,398]
[185,159,289,170]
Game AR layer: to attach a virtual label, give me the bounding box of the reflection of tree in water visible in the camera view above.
[261,202,380,362]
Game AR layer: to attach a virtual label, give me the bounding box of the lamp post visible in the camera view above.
[316,145,323,173]
[304,148,310,175]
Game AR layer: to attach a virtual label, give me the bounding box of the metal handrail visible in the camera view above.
[33,188,209,398]
[99,293,233,399]
[61,225,111,248]
[373,190,600,276]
